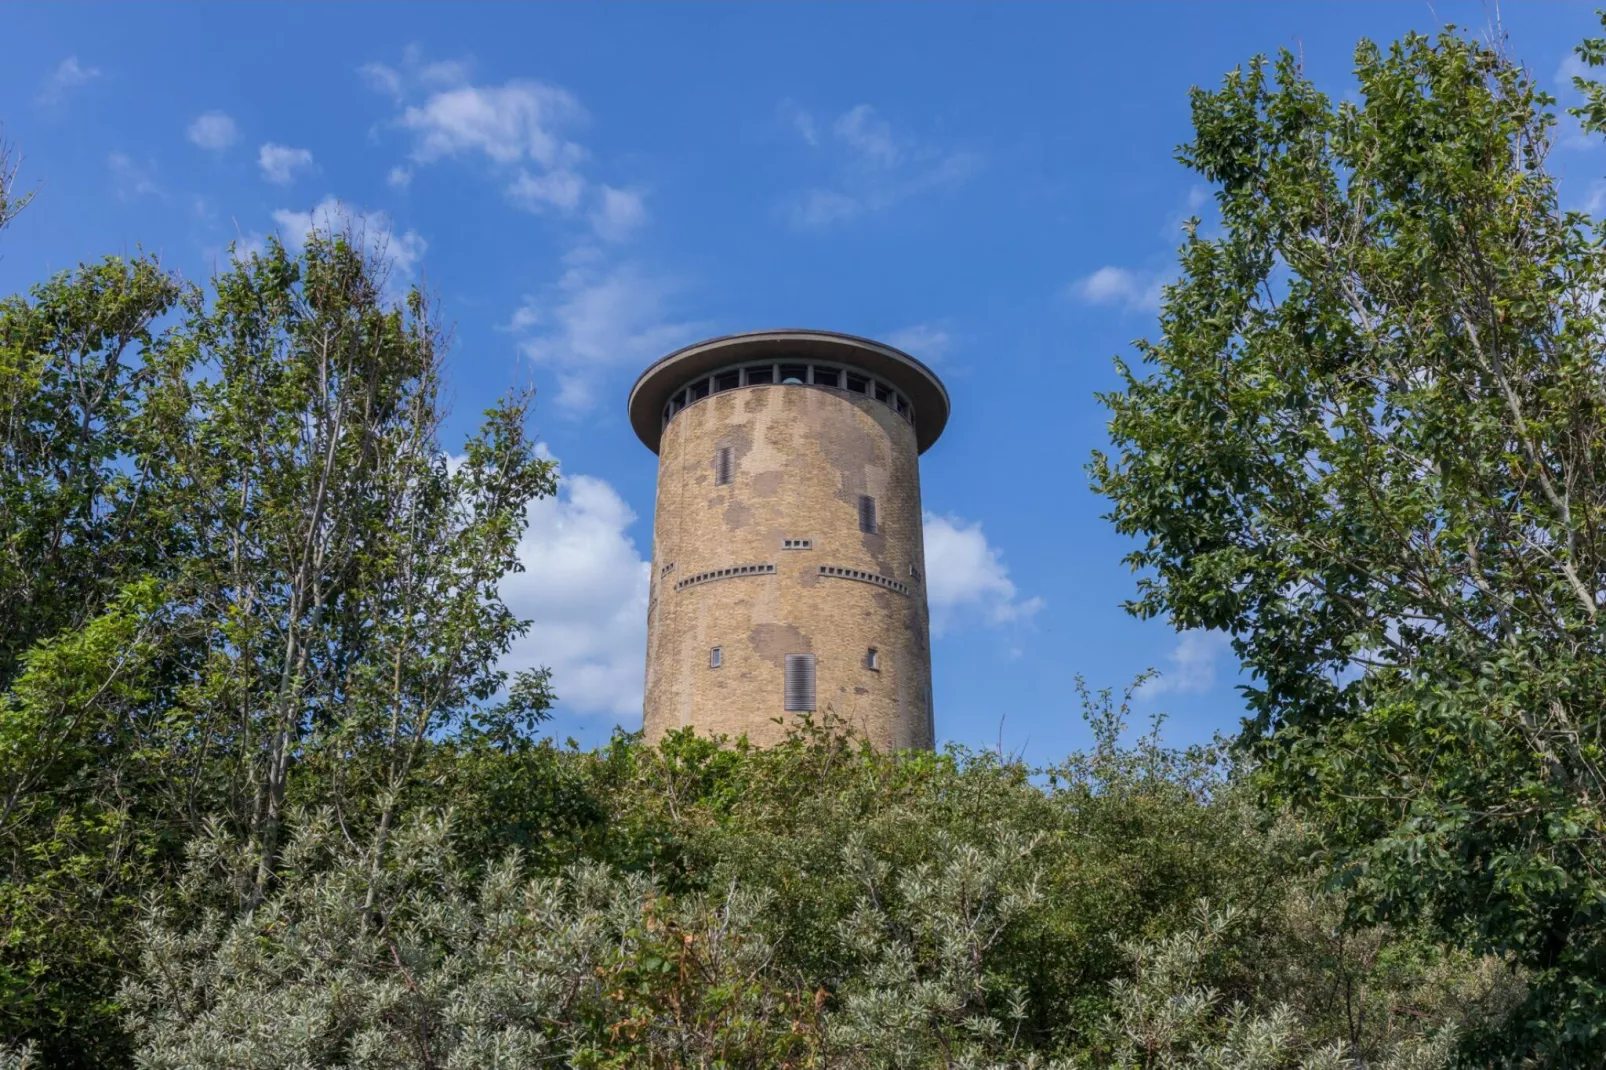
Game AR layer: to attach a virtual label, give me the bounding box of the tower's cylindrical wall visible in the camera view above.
[643,381,933,749]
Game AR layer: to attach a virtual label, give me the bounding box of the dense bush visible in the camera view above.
[112,693,1520,1068]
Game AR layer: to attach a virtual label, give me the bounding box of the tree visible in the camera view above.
[0,254,182,1068]
[0,226,558,1065]
[0,133,32,238]
[1092,23,1606,1060]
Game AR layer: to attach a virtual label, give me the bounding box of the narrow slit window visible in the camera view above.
[745,365,774,385]
[866,647,880,671]
[709,646,722,668]
[714,370,741,392]
[858,495,877,534]
[784,654,816,711]
[812,366,841,388]
[845,372,868,394]
[715,446,734,486]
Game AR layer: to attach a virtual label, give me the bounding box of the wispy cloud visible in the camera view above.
[509,251,704,413]
[364,51,645,242]
[38,56,100,105]
[1071,266,1166,313]
[107,153,160,200]
[922,513,1043,638]
[1140,630,1233,697]
[187,111,238,151]
[1555,52,1602,150]
[269,197,427,280]
[258,143,314,185]
[783,103,979,228]
[884,323,952,365]
[590,186,647,242]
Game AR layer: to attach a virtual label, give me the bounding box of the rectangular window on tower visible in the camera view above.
[866,647,880,671]
[783,654,816,711]
[715,447,734,486]
[858,495,877,534]
[709,647,722,668]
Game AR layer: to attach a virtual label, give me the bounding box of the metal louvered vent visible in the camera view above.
[783,654,816,712]
[858,495,877,534]
[715,447,734,486]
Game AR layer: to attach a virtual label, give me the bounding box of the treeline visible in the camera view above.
[7,15,1606,1067]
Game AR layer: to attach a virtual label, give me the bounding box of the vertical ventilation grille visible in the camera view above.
[715,447,734,486]
[783,654,816,712]
[858,495,877,534]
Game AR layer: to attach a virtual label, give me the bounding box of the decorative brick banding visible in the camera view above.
[674,563,777,592]
[818,565,909,596]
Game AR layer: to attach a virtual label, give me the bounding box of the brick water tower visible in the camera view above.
[629,329,949,750]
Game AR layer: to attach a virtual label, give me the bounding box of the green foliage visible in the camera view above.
[120,703,1511,1069]
[1091,20,1606,1062]
[0,229,558,1065]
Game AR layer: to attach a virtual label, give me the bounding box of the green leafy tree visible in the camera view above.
[0,225,558,1065]
[0,253,183,1067]
[1092,22,1606,1060]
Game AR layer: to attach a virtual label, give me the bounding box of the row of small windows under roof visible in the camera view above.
[661,361,915,428]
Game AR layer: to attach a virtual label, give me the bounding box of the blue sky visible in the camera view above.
[4,3,1604,760]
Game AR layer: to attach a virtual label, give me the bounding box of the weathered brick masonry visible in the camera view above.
[629,330,949,750]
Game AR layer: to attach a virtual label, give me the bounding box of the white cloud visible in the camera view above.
[366,54,648,242]
[359,61,405,100]
[1557,53,1592,86]
[792,189,863,227]
[834,104,900,169]
[786,103,978,229]
[401,80,586,168]
[512,254,704,412]
[387,166,413,189]
[1585,179,1606,216]
[107,153,159,200]
[1140,630,1233,697]
[500,461,650,720]
[38,56,100,104]
[1552,54,1601,151]
[187,111,239,151]
[270,197,427,279]
[590,185,647,241]
[507,167,586,213]
[884,323,951,364]
[922,513,1043,638]
[779,99,819,146]
[258,143,314,185]
[1072,266,1166,313]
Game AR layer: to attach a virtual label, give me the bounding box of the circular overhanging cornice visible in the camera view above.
[629,329,951,455]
